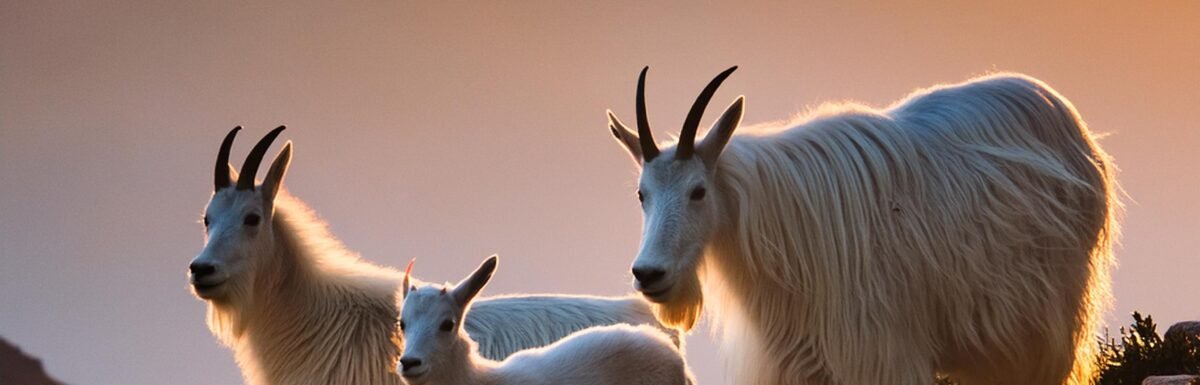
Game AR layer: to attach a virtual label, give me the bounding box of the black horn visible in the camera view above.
[236,125,287,191]
[677,66,737,160]
[215,126,241,191]
[636,66,660,162]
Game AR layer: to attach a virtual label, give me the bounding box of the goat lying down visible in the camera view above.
[188,126,668,385]
[397,256,694,385]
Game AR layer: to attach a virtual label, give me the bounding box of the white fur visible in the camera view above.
[190,134,667,385]
[397,257,693,385]
[609,73,1119,385]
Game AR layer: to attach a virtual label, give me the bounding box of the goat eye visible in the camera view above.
[637,190,644,203]
[398,320,406,331]
[439,320,455,332]
[203,216,210,228]
[690,186,707,201]
[244,213,261,226]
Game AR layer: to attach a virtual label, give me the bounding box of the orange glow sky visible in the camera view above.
[1,1,1197,384]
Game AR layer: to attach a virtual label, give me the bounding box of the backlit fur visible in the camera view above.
[192,140,669,385]
[397,258,694,385]
[615,73,1119,385]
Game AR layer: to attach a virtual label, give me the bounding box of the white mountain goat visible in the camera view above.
[189,126,666,385]
[605,67,1119,385]
[396,256,694,385]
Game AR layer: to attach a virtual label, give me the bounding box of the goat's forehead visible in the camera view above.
[641,156,707,189]
[402,286,455,317]
[206,190,261,213]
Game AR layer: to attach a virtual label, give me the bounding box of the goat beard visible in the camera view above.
[204,279,255,347]
[651,268,704,331]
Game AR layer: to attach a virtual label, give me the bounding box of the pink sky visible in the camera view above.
[1,1,1197,384]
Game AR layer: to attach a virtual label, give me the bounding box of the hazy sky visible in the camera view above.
[1,1,1197,384]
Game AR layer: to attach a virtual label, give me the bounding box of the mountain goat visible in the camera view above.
[189,126,666,385]
[606,67,1118,385]
[396,256,693,385]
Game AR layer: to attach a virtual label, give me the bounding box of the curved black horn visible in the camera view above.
[215,126,241,191]
[677,66,738,160]
[236,125,287,191]
[636,66,660,162]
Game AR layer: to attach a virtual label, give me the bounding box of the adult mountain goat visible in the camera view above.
[189,126,664,385]
[605,67,1118,385]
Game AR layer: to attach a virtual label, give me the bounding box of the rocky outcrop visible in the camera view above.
[1142,321,1200,385]
[1165,321,1200,342]
[1142,374,1199,385]
[0,336,66,385]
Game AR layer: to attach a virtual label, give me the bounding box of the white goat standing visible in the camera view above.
[188,126,666,385]
[397,256,694,385]
[606,67,1118,385]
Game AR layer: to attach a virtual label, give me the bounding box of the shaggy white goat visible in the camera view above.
[606,67,1118,385]
[188,126,666,385]
[397,256,694,385]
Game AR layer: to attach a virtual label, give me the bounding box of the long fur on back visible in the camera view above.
[206,193,667,385]
[678,73,1118,385]
[466,294,677,358]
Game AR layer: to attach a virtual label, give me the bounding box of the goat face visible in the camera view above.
[397,257,497,383]
[190,126,292,302]
[630,156,719,303]
[608,67,743,329]
[191,188,272,300]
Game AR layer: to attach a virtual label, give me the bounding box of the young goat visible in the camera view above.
[397,256,694,385]
[189,126,666,385]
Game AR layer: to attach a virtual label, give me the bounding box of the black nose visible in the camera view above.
[399,357,423,371]
[190,262,217,278]
[632,267,666,287]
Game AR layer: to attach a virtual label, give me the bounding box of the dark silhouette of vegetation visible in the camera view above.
[936,312,1200,385]
[1094,312,1200,385]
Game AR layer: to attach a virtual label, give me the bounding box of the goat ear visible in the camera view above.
[227,163,240,186]
[402,259,415,299]
[697,96,744,168]
[607,110,644,166]
[261,141,293,205]
[454,255,497,306]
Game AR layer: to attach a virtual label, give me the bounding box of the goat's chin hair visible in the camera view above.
[207,301,243,346]
[205,281,252,347]
[652,269,704,331]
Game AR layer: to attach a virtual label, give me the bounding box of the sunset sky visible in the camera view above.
[1,1,1198,384]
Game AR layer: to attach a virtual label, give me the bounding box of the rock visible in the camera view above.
[1165,321,1200,342]
[1142,374,1200,385]
[0,336,66,385]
